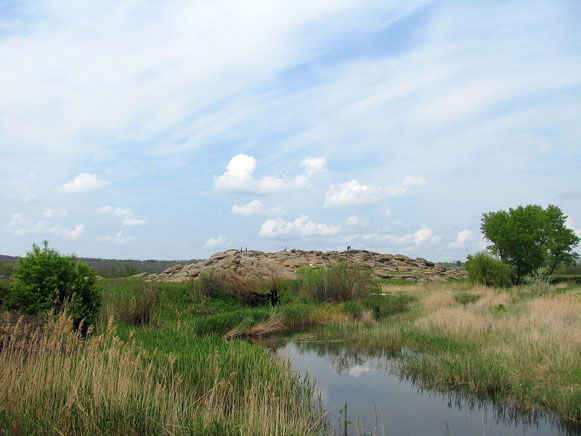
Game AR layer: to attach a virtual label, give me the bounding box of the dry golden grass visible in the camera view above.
[0,312,325,435]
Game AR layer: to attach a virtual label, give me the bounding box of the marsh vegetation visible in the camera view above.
[1,248,580,435]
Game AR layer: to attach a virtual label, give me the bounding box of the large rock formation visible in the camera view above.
[143,249,466,283]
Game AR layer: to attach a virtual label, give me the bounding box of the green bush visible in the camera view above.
[0,242,100,327]
[363,293,416,319]
[522,267,551,295]
[299,258,377,302]
[465,252,513,288]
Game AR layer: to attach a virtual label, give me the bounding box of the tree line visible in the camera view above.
[0,254,200,278]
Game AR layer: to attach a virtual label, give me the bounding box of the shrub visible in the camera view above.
[1,242,100,327]
[299,258,377,302]
[465,252,513,288]
[363,293,416,319]
[522,267,551,295]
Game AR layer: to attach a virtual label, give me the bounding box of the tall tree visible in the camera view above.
[481,205,579,284]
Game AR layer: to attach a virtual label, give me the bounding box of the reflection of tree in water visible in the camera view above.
[294,341,390,375]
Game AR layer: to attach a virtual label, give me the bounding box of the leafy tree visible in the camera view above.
[465,252,513,288]
[481,205,579,284]
[1,241,100,326]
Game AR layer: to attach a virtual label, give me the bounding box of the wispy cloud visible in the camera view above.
[97,231,133,245]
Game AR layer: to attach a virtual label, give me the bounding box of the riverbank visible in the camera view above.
[1,277,580,434]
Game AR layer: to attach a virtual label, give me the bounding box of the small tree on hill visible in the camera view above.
[1,241,100,327]
[481,205,579,284]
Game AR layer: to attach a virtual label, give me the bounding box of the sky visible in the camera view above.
[1,0,580,261]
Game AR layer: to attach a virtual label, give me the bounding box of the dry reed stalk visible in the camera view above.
[223,312,287,340]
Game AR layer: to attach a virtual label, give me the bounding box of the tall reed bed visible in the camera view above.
[0,312,326,435]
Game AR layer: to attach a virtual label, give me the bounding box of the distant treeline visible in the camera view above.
[0,254,200,278]
[437,260,465,271]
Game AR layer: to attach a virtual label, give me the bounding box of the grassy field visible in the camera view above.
[1,274,580,434]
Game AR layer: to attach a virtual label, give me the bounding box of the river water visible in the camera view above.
[267,339,577,436]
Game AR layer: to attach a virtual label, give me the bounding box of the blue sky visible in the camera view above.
[1,0,580,261]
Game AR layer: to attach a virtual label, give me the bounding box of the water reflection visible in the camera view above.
[261,337,579,436]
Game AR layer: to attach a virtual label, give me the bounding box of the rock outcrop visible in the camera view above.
[143,249,466,283]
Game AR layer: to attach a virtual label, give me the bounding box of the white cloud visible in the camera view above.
[6,212,83,240]
[413,226,441,246]
[123,217,145,227]
[259,215,340,237]
[43,208,68,219]
[98,205,131,216]
[300,157,327,177]
[215,154,285,194]
[97,231,133,245]
[360,225,441,247]
[385,176,428,196]
[231,200,284,216]
[325,180,383,207]
[204,234,228,249]
[10,173,37,203]
[62,224,84,240]
[346,215,360,226]
[215,154,327,194]
[58,173,108,194]
[325,176,427,208]
[99,205,145,227]
[566,216,581,238]
[448,229,475,249]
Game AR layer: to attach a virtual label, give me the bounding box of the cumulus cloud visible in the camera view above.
[204,235,228,249]
[325,180,383,207]
[448,229,475,249]
[412,226,441,246]
[97,231,133,245]
[58,173,108,194]
[259,215,340,237]
[62,224,84,240]
[215,154,326,194]
[231,200,284,216]
[325,176,427,208]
